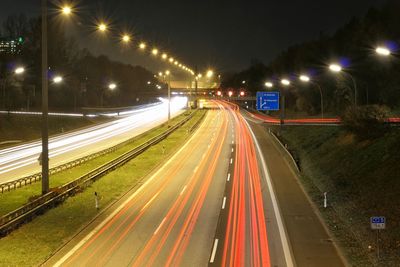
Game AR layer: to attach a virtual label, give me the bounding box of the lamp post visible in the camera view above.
[329,63,358,106]
[40,2,71,194]
[165,71,171,127]
[299,75,324,119]
[159,71,171,126]
[41,0,49,194]
[1,67,25,109]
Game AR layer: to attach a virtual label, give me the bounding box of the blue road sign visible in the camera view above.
[256,91,280,111]
[371,216,386,230]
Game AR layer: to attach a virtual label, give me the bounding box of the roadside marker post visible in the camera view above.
[371,216,385,260]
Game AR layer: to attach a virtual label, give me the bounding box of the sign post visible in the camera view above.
[370,216,385,260]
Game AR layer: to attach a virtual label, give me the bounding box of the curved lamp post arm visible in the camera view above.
[343,72,357,106]
[311,81,324,119]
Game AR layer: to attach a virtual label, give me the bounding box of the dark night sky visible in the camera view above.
[0,0,388,74]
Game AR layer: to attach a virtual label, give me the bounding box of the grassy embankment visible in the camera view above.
[0,110,206,266]
[275,125,400,266]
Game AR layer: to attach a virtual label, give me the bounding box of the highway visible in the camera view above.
[0,98,187,184]
[45,101,291,267]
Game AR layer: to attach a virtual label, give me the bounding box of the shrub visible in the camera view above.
[341,105,390,140]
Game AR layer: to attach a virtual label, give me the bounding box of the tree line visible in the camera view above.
[0,14,161,111]
[222,1,400,116]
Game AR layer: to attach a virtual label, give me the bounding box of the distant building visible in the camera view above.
[0,37,23,54]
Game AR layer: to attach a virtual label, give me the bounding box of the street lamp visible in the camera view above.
[265,82,273,88]
[329,63,357,106]
[376,46,391,57]
[1,66,25,109]
[329,64,342,73]
[152,48,159,56]
[299,75,310,82]
[162,53,168,60]
[61,6,72,15]
[299,74,324,119]
[108,83,117,90]
[122,34,131,43]
[139,42,146,50]
[53,76,63,84]
[15,67,25,75]
[159,70,172,127]
[281,79,291,86]
[98,23,107,32]
[206,70,214,78]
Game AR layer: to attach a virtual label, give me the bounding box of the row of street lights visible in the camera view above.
[59,4,194,76]
[262,45,398,119]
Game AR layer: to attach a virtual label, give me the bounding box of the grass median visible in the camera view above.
[0,111,196,217]
[0,109,206,266]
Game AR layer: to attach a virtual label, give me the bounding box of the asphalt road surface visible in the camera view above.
[0,99,186,184]
[243,110,347,267]
[45,101,292,267]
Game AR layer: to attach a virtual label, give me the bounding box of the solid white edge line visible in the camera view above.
[209,238,219,263]
[230,158,233,164]
[245,119,295,267]
[53,110,211,267]
[222,197,226,209]
[227,173,230,182]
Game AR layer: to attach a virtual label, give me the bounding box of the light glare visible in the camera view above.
[329,64,342,72]
[281,79,290,86]
[299,75,310,82]
[376,46,391,56]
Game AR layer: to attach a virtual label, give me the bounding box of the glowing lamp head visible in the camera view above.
[265,82,273,88]
[217,91,222,96]
[139,42,146,50]
[62,6,72,15]
[165,70,170,76]
[162,53,167,59]
[329,64,342,73]
[14,67,25,75]
[281,79,290,86]
[206,70,214,78]
[98,23,107,32]
[152,48,159,56]
[240,91,245,96]
[109,83,117,90]
[53,76,63,84]
[299,75,310,82]
[228,91,233,97]
[122,34,131,43]
[376,46,391,56]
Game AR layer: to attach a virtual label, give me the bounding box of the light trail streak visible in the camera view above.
[0,98,187,182]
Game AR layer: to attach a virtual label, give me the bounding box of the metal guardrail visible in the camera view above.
[188,111,206,133]
[0,113,192,193]
[0,111,204,236]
